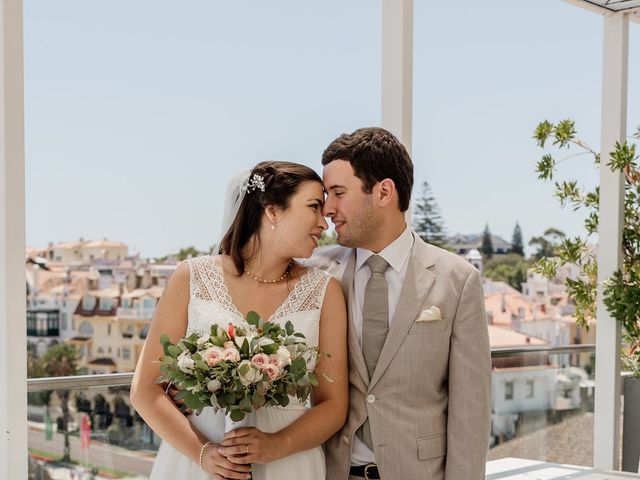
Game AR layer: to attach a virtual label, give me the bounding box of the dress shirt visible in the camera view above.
[351,225,414,466]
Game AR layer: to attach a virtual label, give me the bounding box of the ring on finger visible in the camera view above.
[245,444,249,454]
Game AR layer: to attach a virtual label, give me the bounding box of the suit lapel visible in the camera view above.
[369,235,436,390]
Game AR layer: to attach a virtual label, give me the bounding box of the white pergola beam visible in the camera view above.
[593,12,628,470]
[381,0,413,156]
[0,0,27,477]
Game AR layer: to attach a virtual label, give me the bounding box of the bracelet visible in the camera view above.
[199,440,214,469]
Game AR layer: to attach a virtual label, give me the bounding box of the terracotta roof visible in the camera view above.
[83,240,127,248]
[488,325,548,348]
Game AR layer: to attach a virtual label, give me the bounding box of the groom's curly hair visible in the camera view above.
[219,161,322,275]
[321,127,413,212]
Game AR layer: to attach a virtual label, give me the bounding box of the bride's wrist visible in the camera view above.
[269,430,291,461]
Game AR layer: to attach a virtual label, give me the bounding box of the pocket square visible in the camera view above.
[416,306,443,322]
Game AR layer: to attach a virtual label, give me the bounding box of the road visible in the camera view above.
[28,423,155,478]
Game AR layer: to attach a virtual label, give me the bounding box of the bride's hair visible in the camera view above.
[219,161,322,275]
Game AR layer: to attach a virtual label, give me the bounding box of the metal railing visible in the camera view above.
[27,344,596,392]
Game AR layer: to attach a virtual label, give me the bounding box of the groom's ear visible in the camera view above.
[377,178,397,207]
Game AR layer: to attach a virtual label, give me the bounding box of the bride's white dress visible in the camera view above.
[149,255,332,480]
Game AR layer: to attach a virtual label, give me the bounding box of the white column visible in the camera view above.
[381,0,413,155]
[594,12,628,470]
[0,0,27,478]
[381,0,413,223]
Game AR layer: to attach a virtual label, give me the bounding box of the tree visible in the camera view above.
[483,254,531,292]
[510,222,524,256]
[413,181,447,247]
[532,119,640,375]
[176,246,206,261]
[481,224,493,259]
[38,344,80,463]
[529,227,566,261]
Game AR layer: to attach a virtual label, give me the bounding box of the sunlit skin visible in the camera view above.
[322,159,406,252]
[131,179,348,480]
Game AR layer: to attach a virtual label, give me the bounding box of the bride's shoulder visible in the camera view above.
[290,262,332,281]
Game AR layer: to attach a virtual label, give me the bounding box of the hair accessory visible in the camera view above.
[246,173,266,193]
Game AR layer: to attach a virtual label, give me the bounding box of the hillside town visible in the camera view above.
[25,232,596,462]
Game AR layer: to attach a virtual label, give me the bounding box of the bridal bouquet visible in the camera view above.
[156,311,321,422]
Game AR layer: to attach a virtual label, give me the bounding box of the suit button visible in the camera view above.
[367,394,376,403]
[342,435,350,444]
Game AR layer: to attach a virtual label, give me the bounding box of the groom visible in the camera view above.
[314,127,491,480]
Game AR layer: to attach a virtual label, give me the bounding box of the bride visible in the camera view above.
[131,161,348,480]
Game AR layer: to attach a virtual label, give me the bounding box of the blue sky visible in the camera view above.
[24,0,640,257]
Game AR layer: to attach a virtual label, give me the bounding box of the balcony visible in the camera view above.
[116,308,154,321]
[23,344,639,479]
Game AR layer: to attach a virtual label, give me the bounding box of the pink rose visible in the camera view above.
[222,346,240,363]
[263,363,281,381]
[268,354,283,368]
[202,346,224,367]
[251,353,270,369]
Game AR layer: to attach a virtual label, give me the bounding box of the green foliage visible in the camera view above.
[317,231,338,247]
[413,181,448,248]
[529,227,566,261]
[483,254,531,292]
[39,343,80,378]
[510,222,524,256]
[481,224,493,260]
[533,120,640,376]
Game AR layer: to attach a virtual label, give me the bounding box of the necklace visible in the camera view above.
[244,261,292,284]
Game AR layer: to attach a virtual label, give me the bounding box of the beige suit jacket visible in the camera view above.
[311,232,491,480]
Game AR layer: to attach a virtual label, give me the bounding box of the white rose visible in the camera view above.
[207,379,222,393]
[196,333,210,346]
[276,346,292,366]
[177,351,195,373]
[237,360,261,386]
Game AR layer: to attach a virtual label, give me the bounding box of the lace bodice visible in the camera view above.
[184,256,332,366]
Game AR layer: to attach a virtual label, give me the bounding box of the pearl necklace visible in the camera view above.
[244,261,292,284]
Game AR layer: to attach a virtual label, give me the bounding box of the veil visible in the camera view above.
[214,169,251,254]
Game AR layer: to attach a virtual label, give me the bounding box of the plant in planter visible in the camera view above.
[532,119,640,471]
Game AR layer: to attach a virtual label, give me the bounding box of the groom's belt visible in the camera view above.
[349,464,380,479]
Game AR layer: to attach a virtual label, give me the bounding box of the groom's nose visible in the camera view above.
[322,199,335,218]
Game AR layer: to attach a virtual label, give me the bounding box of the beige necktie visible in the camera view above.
[359,254,390,449]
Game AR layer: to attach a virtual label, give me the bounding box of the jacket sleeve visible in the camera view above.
[445,267,491,479]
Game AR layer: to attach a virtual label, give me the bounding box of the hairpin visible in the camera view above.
[246,173,266,193]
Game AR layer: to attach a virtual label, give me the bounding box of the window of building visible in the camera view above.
[60,312,68,330]
[142,298,156,309]
[526,380,534,398]
[107,324,111,336]
[505,381,514,400]
[99,297,113,311]
[78,321,94,335]
[122,347,131,360]
[82,295,96,310]
[140,324,150,339]
[123,324,136,338]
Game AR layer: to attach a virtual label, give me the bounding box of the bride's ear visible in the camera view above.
[264,205,278,227]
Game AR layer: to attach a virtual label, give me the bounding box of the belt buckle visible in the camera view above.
[364,463,376,480]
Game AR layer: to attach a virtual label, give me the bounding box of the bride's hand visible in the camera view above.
[200,442,252,480]
[219,427,280,465]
